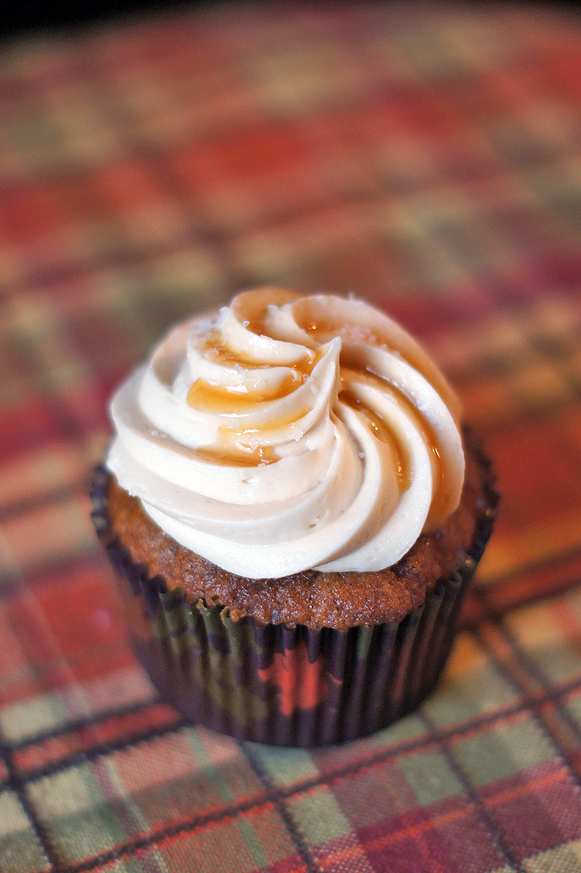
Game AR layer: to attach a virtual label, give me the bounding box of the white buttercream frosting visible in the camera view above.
[106,288,465,578]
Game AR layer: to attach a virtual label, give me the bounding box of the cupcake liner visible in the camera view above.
[90,442,497,746]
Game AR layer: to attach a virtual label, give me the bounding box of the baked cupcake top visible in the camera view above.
[106,289,465,578]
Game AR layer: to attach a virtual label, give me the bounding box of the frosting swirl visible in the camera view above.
[107,289,465,578]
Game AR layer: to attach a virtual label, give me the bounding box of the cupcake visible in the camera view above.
[91,288,497,746]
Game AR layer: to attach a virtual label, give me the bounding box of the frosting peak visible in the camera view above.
[107,289,464,578]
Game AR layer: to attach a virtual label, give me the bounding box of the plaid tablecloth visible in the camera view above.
[1,3,581,871]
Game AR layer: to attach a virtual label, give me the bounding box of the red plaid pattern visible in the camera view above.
[1,3,581,871]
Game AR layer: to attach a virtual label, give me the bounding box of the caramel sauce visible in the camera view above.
[231,287,299,336]
[339,388,410,492]
[192,408,312,467]
[195,442,278,467]
[185,328,323,466]
[183,310,455,516]
[339,365,449,510]
[187,335,320,414]
[202,339,273,369]
[187,371,302,413]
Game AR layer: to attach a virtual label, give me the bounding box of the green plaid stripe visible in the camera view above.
[1,3,581,871]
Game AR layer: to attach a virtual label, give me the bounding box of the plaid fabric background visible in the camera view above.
[1,3,581,871]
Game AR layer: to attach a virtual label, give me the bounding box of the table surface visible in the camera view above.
[1,3,581,872]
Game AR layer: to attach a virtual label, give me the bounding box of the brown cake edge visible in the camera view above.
[104,433,494,631]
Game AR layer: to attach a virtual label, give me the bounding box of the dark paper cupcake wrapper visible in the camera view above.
[90,443,497,746]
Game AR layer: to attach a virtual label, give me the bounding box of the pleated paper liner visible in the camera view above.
[90,445,497,746]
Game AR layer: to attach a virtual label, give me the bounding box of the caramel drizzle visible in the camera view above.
[184,311,448,514]
[187,371,303,413]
